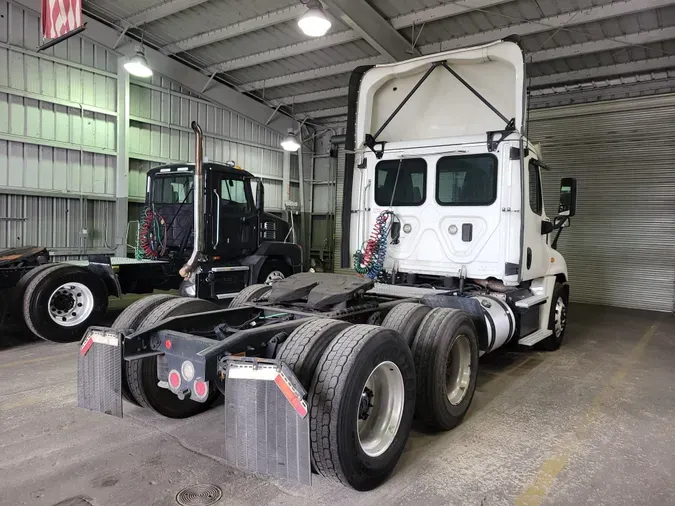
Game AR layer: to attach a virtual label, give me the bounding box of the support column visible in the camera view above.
[115,58,130,257]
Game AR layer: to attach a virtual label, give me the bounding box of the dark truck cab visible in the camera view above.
[145,162,301,300]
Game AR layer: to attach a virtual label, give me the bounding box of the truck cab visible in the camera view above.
[346,39,576,348]
[144,160,301,299]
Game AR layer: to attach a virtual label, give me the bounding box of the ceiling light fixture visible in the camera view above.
[124,47,153,78]
[298,1,331,37]
[281,129,301,152]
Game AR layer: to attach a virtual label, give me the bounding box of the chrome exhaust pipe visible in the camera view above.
[179,121,205,279]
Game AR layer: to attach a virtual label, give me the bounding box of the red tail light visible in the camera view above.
[193,379,208,400]
[168,370,181,390]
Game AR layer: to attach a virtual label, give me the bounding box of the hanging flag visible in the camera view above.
[42,0,83,40]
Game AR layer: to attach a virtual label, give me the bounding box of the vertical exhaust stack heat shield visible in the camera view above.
[180,121,205,279]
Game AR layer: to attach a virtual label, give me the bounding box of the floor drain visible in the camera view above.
[175,484,223,506]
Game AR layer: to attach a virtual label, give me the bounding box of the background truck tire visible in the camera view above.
[126,297,221,418]
[111,294,177,406]
[257,258,291,285]
[309,325,415,491]
[276,318,351,389]
[229,283,271,308]
[23,265,108,343]
[15,263,66,310]
[538,282,569,351]
[381,302,431,347]
[412,308,479,431]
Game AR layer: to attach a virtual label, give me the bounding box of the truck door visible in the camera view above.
[209,172,257,258]
[520,156,551,280]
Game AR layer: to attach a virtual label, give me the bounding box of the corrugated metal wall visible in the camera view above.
[0,1,118,257]
[0,0,297,257]
[530,94,675,311]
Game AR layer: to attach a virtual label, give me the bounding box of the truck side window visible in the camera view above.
[436,154,497,206]
[528,162,543,216]
[219,178,251,213]
[375,158,426,206]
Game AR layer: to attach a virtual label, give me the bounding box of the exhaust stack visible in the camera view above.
[179,121,205,279]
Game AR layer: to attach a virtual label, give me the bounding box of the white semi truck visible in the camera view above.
[77,39,577,491]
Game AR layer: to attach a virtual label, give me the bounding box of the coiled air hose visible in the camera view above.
[353,210,395,280]
[136,207,167,260]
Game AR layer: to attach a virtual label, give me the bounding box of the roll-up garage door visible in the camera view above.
[529,94,675,311]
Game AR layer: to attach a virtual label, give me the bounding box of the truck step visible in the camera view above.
[518,329,552,346]
[369,283,448,299]
[515,294,548,309]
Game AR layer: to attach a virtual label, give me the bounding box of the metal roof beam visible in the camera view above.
[208,0,510,74]
[163,4,307,53]
[124,0,209,26]
[238,57,382,91]
[322,0,416,61]
[268,87,350,106]
[209,31,360,73]
[420,0,674,54]
[389,0,513,29]
[530,56,675,87]
[530,26,675,62]
[299,106,349,119]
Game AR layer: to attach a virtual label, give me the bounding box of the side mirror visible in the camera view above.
[553,216,570,229]
[558,177,577,217]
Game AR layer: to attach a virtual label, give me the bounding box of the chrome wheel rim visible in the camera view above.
[554,297,567,338]
[48,282,94,327]
[357,361,405,457]
[446,334,471,405]
[265,270,285,284]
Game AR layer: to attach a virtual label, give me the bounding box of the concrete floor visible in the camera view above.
[1,302,673,506]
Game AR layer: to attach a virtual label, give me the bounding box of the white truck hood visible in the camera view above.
[355,40,525,148]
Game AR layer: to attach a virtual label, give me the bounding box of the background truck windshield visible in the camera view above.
[152,175,194,204]
[375,158,426,206]
[436,154,497,206]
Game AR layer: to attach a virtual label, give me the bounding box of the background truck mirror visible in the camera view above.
[558,177,577,217]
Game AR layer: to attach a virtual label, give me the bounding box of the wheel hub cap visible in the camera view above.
[265,270,285,284]
[356,361,405,458]
[47,282,95,327]
[446,334,471,405]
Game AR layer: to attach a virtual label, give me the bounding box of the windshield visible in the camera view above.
[436,154,497,206]
[152,175,194,204]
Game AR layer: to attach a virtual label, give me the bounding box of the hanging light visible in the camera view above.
[281,129,301,152]
[298,1,331,37]
[124,47,153,78]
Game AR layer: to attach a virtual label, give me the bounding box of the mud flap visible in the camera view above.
[223,357,311,486]
[77,327,123,418]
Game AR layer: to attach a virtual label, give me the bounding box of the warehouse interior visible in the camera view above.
[1,0,675,504]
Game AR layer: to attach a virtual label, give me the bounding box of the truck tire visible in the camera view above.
[309,325,415,491]
[257,258,291,285]
[23,265,109,343]
[112,294,177,406]
[412,308,479,431]
[538,282,568,351]
[229,283,271,308]
[126,297,221,418]
[381,302,431,347]
[276,318,351,389]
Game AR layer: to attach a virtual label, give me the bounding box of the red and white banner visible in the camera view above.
[42,0,82,40]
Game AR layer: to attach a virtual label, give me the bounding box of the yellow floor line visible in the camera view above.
[515,319,661,506]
